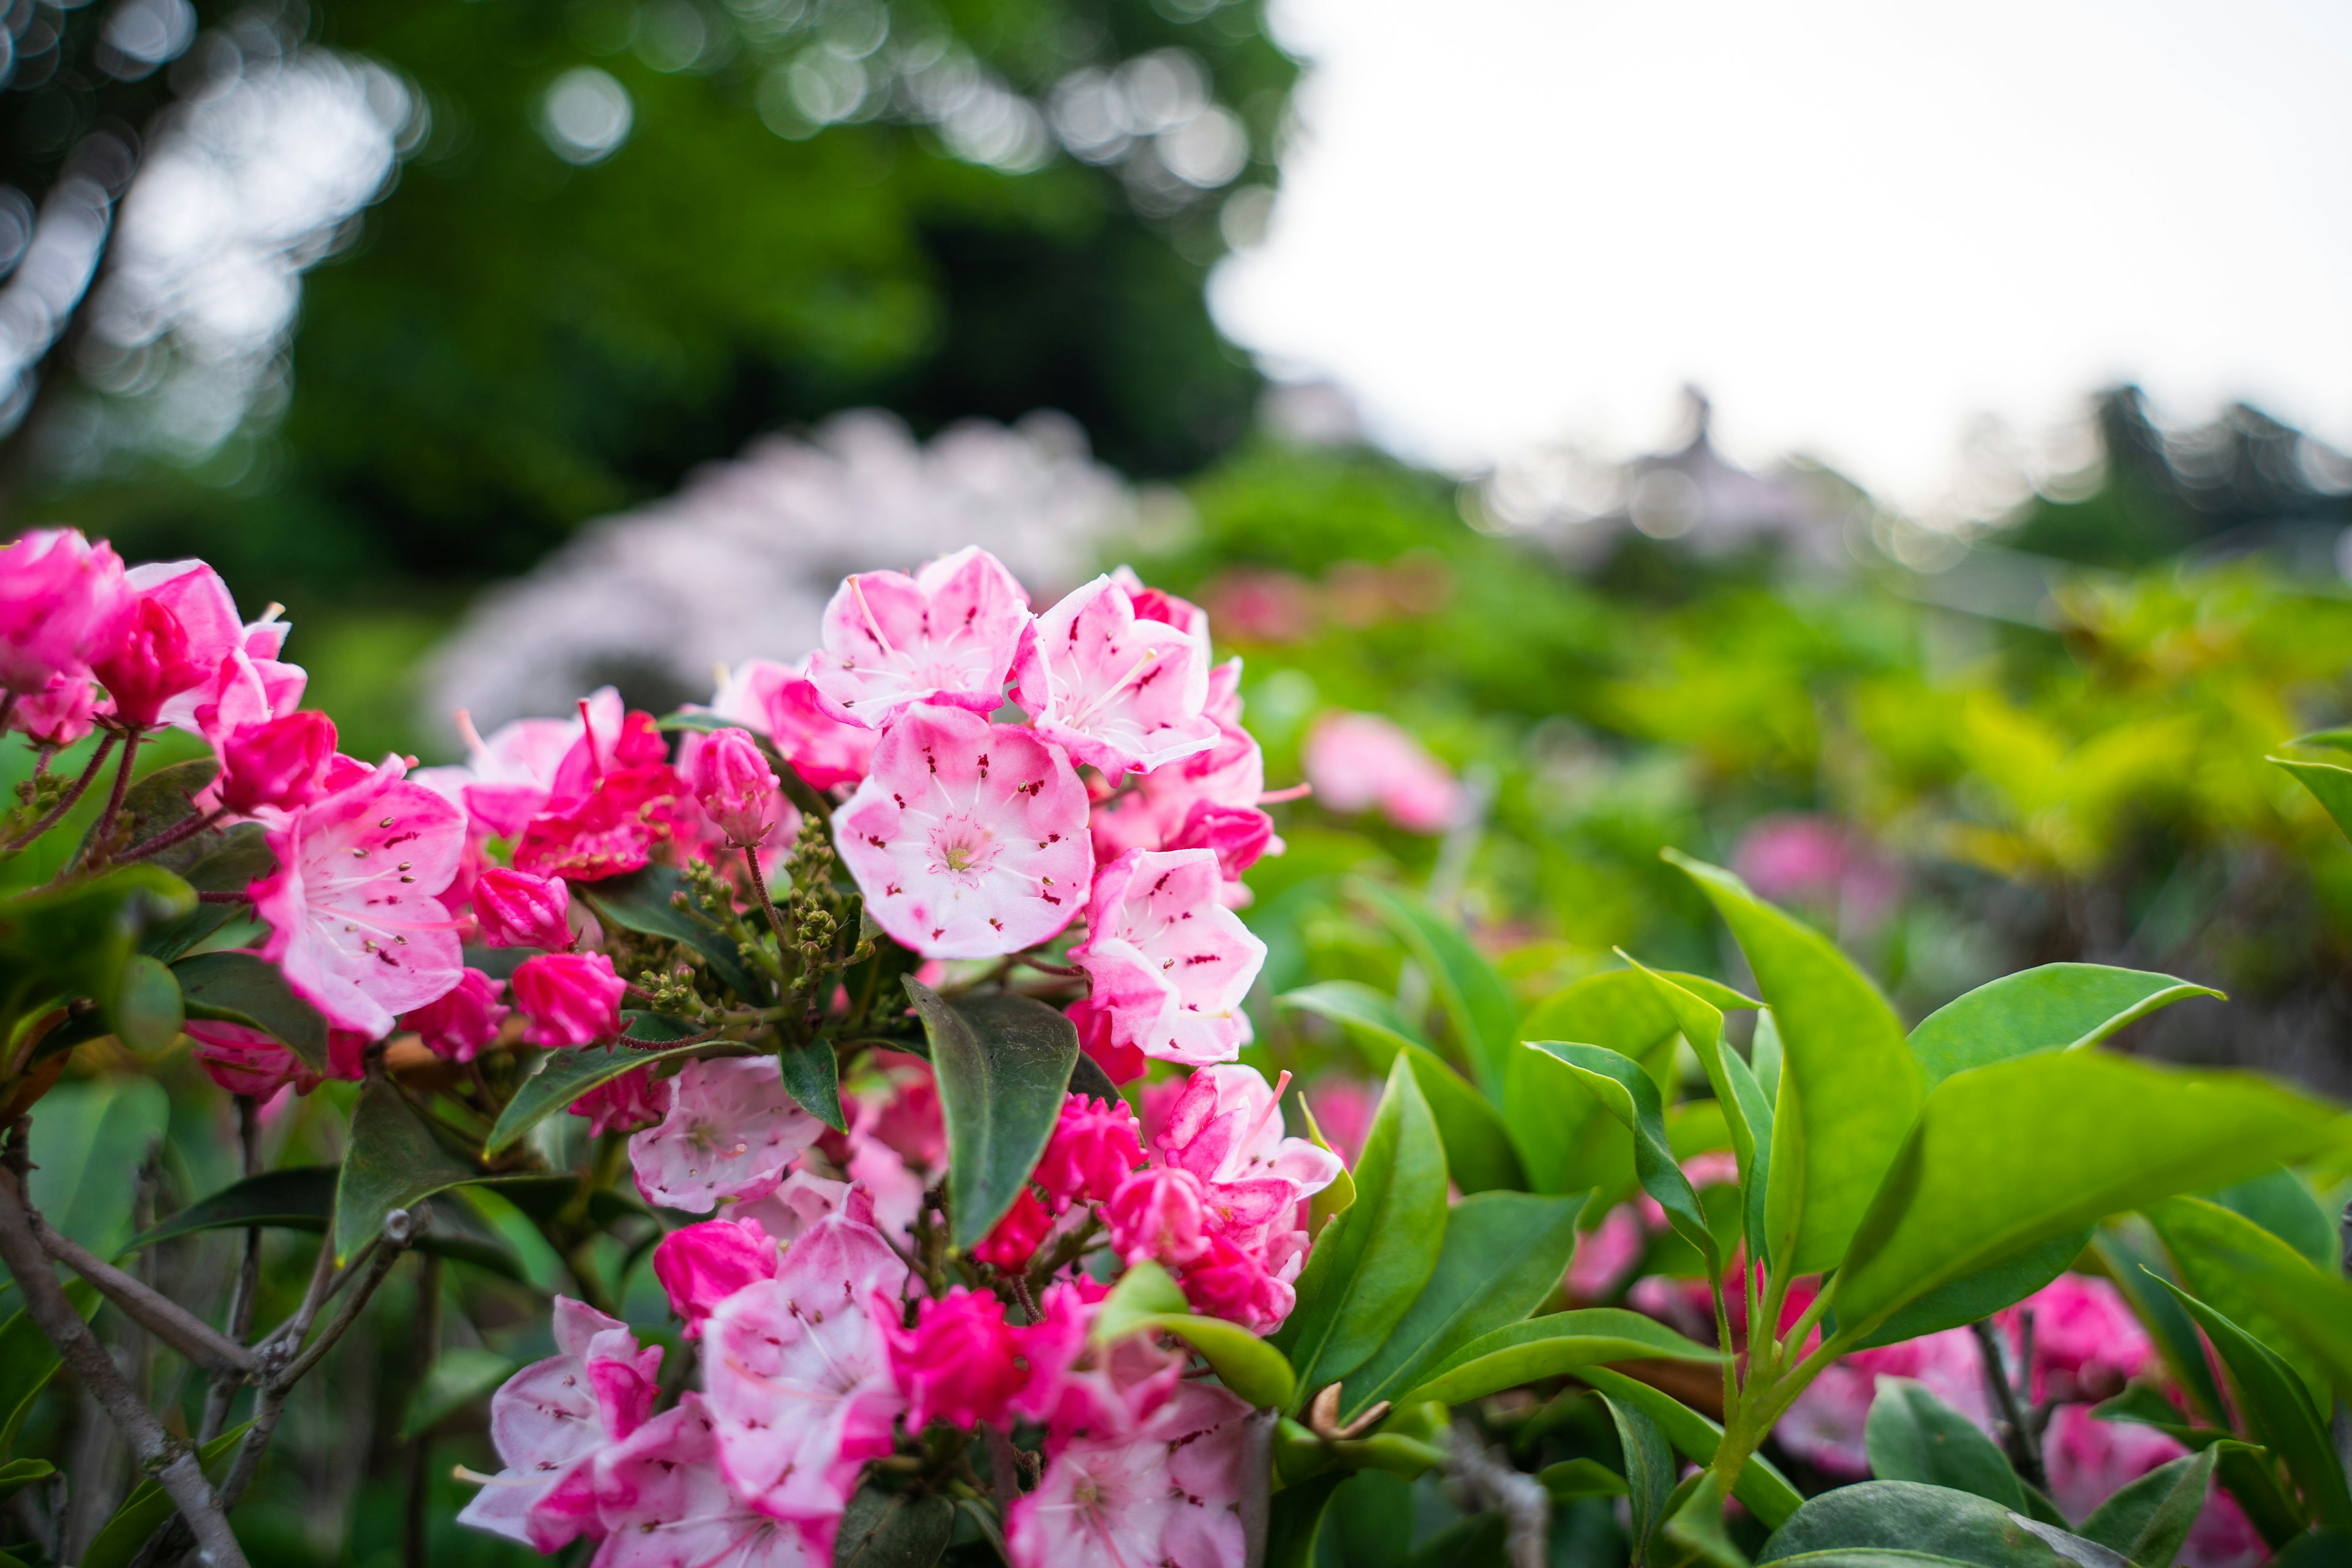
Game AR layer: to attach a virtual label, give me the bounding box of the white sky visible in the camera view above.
[1210,0,2352,511]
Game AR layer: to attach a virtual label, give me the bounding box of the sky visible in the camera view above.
[1209,0,2352,515]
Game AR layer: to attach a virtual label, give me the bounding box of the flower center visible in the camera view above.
[927,814,999,880]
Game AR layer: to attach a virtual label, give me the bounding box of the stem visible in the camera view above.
[404,1253,443,1568]
[5,731,116,850]
[116,805,227,863]
[83,728,142,866]
[201,1098,264,1443]
[1970,1317,2049,1493]
[742,846,789,951]
[28,1204,257,1378]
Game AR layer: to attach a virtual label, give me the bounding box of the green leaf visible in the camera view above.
[334,1076,493,1264]
[2212,1446,2307,1550]
[780,1038,847,1133]
[1297,1093,1356,1237]
[401,1347,518,1439]
[2155,1276,2352,1530]
[179,823,275,892]
[1754,1481,2117,1566]
[1349,877,1518,1099]
[484,1039,714,1156]
[1507,969,1691,1200]
[1663,1470,1748,1568]
[2075,1446,2216,1567]
[0,1458,51,1501]
[2272,753,2352,843]
[1093,1261,1298,1409]
[174,949,329,1070]
[126,1166,526,1278]
[1577,1365,1802,1528]
[1667,851,1921,1274]
[576,863,766,1004]
[903,980,1079,1250]
[2210,1167,2337,1269]
[25,1076,169,1258]
[1907,963,2222,1089]
[1264,1473,1349,1568]
[0,1283,97,1454]
[78,758,217,863]
[1828,1052,2346,1346]
[2092,1222,2228,1425]
[1865,1378,2026,1511]
[831,1485,954,1568]
[1604,1393,1677,1561]
[0,865,193,1042]
[1528,1040,1717,1275]
[110,952,183,1052]
[1273,1052,1449,1403]
[2147,1196,2352,1411]
[1336,1190,1586,1422]
[1280,984,1526,1193]
[1401,1308,1721,1408]
[1541,1458,1630,1498]
[1850,1232,2088,1351]
[78,1420,254,1568]
[1626,955,1777,1260]
[2271,1532,2352,1565]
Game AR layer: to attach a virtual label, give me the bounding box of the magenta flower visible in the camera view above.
[250,760,468,1039]
[123,560,305,741]
[1005,1376,1253,1568]
[473,866,575,951]
[401,967,509,1063]
[0,530,130,694]
[883,1286,1029,1431]
[1302,710,1464,834]
[710,658,876,790]
[92,596,211,731]
[568,1065,668,1137]
[219,710,339,817]
[971,1187,1055,1272]
[455,1297,663,1555]
[185,1019,321,1101]
[1033,1093,1145,1213]
[12,674,97,748]
[511,951,624,1048]
[1104,1165,1212,1268]
[834,703,1093,959]
[1155,1065,1343,1258]
[588,1394,813,1568]
[1997,1273,2153,1403]
[687,725,780,846]
[807,545,1031,726]
[1066,993,1145,1085]
[628,1056,820,1212]
[651,1216,779,1337]
[1177,1232,1294,1334]
[1071,849,1267,1068]
[1011,575,1220,777]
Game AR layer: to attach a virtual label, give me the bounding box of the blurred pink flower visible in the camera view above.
[402,967,509,1063]
[1088,659,1282,883]
[568,1063,666,1137]
[12,673,97,747]
[1999,1272,2152,1403]
[629,1057,820,1212]
[120,559,304,741]
[1732,813,1900,927]
[1303,711,1463,834]
[971,1187,1055,1271]
[2044,1406,2263,1568]
[651,1216,779,1337]
[1564,1205,1646,1302]
[1299,1077,1378,1166]
[186,1019,320,1100]
[1006,1376,1253,1568]
[219,710,338,817]
[1774,1325,1990,1477]
[884,1286,1028,1430]
[588,1393,811,1568]
[0,529,130,694]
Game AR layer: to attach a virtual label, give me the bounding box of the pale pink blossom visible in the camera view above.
[703,1199,908,1554]
[652,1216,780,1336]
[185,1019,321,1099]
[688,726,781,846]
[1033,1093,1145,1213]
[251,759,467,1038]
[730,1169,854,1248]
[1088,660,1280,876]
[807,545,1032,726]
[513,951,625,1048]
[418,695,608,839]
[710,660,876,791]
[1564,1205,1646,1302]
[630,1057,821,1212]
[884,1286,1028,1430]
[834,703,1092,959]
[0,529,130,693]
[1072,850,1267,1067]
[1006,1376,1254,1568]
[121,560,304,741]
[1011,574,1219,777]
[402,967,509,1062]
[1303,711,1463,834]
[590,1394,816,1567]
[457,1297,663,1554]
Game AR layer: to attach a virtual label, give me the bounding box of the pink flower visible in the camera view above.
[884,1286,1029,1430]
[1299,1079,1378,1166]
[1006,1376,1254,1568]
[629,1056,821,1212]
[327,1028,369,1081]
[120,560,305,741]
[834,702,1092,959]
[419,698,601,840]
[1732,814,1902,929]
[2043,1405,2262,1568]
[1010,574,1220,777]
[0,529,130,693]
[455,1297,663,1554]
[588,1393,816,1567]
[1033,1093,1145,1213]
[1302,711,1464,834]
[1154,1065,1341,1260]
[1072,850,1267,1068]
[1164,801,1276,881]
[806,546,1032,726]
[711,659,876,791]
[1105,1166,1212,1268]
[570,1065,668,1136]
[12,673,97,747]
[703,1202,908,1555]
[1177,1232,1294,1333]
[511,754,690,883]
[402,967,509,1062]
[251,760,467,1038]
[1774,1324,1990,1477]
[512,951,624,1048]
[860,1055,946,1169]
[1067,993,1145,1085]
[474,866,575,951]
[1999,1273,2153,1403]
[185,1019,321,1099]
[731,1169,855,1248]
[1088,660,1280,878]
[92,596,210,731]
[1008,1278,1171,1441]
[652,1216,780,1336]
[219,710,337,816]
[688,726,780,846]
[1564,1204,1646,1302]
[971,1187,1055,1271]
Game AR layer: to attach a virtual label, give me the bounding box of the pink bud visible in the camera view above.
[970,1187,1054,1272]
[12,674,96,748]
[1104,1164,1210,1267]
[1166,801,1276,881]
[474,866,573,951]
[884,1286,1028,1430]
[652,1217,778,1336]
[219,710,338,816]
[1066,993,1144,1085]
[401,967,509,1062]
[688,727,779,846]
[0,529,131,693]
[512,951,625,1048]
[326,1029,370,1082]
[1033,1093,1145,1213]
[1177,1232,1294,1333]
[92,596,209,731]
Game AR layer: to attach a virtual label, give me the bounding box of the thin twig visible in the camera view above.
[1970,1317,2048,1493]
[116,804,227,863]
[6,731,116,850]
[29,1208,257,1378]
[82,728,141,867]
[404,1253,443,1568]
[200,1097,264,1443]
[742,846,790,951]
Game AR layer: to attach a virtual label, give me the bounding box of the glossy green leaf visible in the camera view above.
[1627,955,1777,1260]
[2211,1167,2337,1269]
[1755,1481,2116,1566]
[903,980,1079,1250]
[1264,1473,1348,1568]
[2155,1277,2352,1530]
[1907,963,2222,1088]
[110,953,183,1052]
[2093,1221,2228,1424]
[174,949,328,1070]
[1503,1041,1630,1200]
[0,1283,97,1454]
[1577,1365,1802,1528]
[1850,1231,2087,1351]
[1401,1308,1720,1408]
[334,1075,492,1262]
[1094,1261,1297,1409]
[1349,877,1518,1099]
[2147,1196,2352,1411]
[2273,753,2352,843]
[25,1076,168,1258]
[779,1038,846,1132]
[2075,1446,2215,1567]
[1830,1052,2346,1345]
[1668,851,1921,1274]
[576,863,766,1003]
[78,1420,253,1568]
[0,1458,51,1501]
[484,1039,712,1155]
[1865,1378,2025,1511]
[1528,1040,1717,1275]
[1540,1458,1630,1499]
[1279,983,1526,1193]
[832,1485,954,1568]
[78,758,216,862]
[1274,1052,1449,1403]
[1337,1190,1585,1421]
[1604,1393,1676,1561]
[401,1347,518,1439]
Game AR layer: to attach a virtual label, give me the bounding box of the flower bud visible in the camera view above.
[401,967,508,1063]
[1177,1233,1293,1333]
[652,1217,778,1337]
[220,710,338,816]
[1104,1164,1210,1267]
[474,866,573,951]
[0,529,130,693]
[92,596,209,731]
[688,726,779,846]
[883,1286,1027,1430]
[12,674,96,748]
[1032,1093,1144,1213]
[970,1187,1054,1272]
[512,950,625,1049]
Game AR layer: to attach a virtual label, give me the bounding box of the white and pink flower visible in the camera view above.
[806,545,1031,726]
[1072,849,1266,1068]
[1011,574,1219,777]
[629,1057,821,1212]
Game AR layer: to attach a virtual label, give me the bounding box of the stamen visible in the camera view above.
[1068,647,1160,727]
[850,576,900,662]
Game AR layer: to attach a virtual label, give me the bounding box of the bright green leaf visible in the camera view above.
[110,953,182,1052]
[1907,963,2222,1089]
[2272,754,2352,843]
[1528,1041,1717,1275]
[1627,955,1777,1261]
[1865,1378,2025,1511]
[2151,1196,2352,1415]
[1849,1232,2087,1351]
[2075,1446,2215,1568]
[1577,1365,1802,1529]
[1092,1262,1297,1409]
[1662,1470,1746,1568]
[1297,1092,1355,1237]
[903,980,1079,1250]
[2155,1277,2352,1531]
[1349,877,1518,1099]
[2094,1221,2228,1425]
[1401,1308,1720,1409]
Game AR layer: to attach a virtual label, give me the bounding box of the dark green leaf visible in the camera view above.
[1907,963,2222,1089]
[334,1076,492,1264]
[1604,1393,1676,1561]
[0,865,193,1043]
[1577,1365,1802,1528]
[2155,1276,2352,1530]
[1662,1471,1744,1567]
[903,981,1079,1250]
[1264,1473,1348,1568]
[781,1039,848,1133]
[1067,1048,1121,1107]
[1401,1308,1721,1408]
[2269,1531,2352,1565]
[1528,1041,1717,1275]
[173,949,328,1070]
[1852,1232,2087,1350]
[2212,1446,2305,1550]
[832,1486,954,1568]
[1540,1458,1630,1498]
[2089,1384,2214,1446]
[1093,1262,1297,1409]
[2272,753,2352,843]
[484,1039,713,1156]
[2093,1223,2227,1423]
[2210,1167,2337,1269]
[2075,1446,2215,1567]
[401,1348,518,1439]
[2147,1196,2352,1412]
[577,864,766,1004]
[0,1283,96,1454]
[178,823,274,892]
[1349,877,1518,1099]
[1755,1481,2117,1567]
[0,1458,51,1500]
[1337,1190,1586,1422]
[1273,1052,1449,1403]
[1668,851,1921,1275]
[110,953,181,1052]
[78,758,216,863]
[126,1166,525,1279]
[77,1420,252,1568]
[1866,1378,2026,1511]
